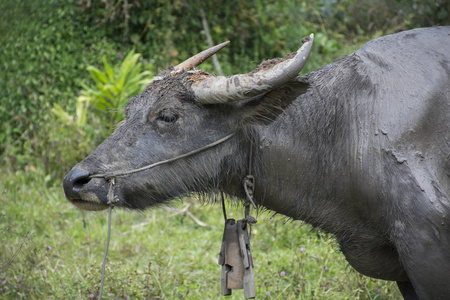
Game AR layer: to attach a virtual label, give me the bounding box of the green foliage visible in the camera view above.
[51,50,152,133]
[328,0,449,33]
[78,0,449,75]
[0,172,401,299]
[48,50,152,180]
[0,0,120,173]
[83,50,152,127]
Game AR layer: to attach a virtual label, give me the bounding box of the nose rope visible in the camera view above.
[88,133,235,180]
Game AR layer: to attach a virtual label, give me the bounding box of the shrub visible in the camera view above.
[77,0,449,76]
[0,0,120,174]
[49,50,152,179]
[82,50,152,127]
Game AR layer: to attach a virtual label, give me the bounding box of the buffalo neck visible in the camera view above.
[221,86,350,232]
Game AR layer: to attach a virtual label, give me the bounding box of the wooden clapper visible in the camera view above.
[218,218,255,298]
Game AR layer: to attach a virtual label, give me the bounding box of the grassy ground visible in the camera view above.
[0,168,401,299]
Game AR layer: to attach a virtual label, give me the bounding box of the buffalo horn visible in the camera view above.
[173,41,230,73]
[192,34,314,104]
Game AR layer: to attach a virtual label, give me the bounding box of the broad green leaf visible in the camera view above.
[87,66,109,85]
[103,55,115,82]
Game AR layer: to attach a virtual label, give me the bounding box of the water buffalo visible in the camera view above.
[64,26,450,299]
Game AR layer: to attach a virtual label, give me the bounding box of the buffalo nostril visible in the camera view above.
[63,168,91,199]
[73,176,91,190]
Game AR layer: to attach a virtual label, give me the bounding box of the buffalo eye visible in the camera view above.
[156,110,179,124]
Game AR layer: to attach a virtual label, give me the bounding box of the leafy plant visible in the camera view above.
[49,50,153,179]
[84,50,152,128]
[53,50,152,136]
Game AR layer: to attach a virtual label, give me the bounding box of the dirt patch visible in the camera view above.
[185,70,212,84]
[249,51,297,75]
[181,70,217,88]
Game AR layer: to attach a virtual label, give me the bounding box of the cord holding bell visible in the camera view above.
[218,141,257,299]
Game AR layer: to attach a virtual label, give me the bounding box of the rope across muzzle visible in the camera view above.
[88,133,235,181]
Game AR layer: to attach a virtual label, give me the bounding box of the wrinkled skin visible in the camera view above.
[64,27,450,299]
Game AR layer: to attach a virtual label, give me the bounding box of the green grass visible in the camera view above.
[0,168,401,299]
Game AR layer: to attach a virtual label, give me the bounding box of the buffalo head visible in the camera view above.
[63,35,314,211]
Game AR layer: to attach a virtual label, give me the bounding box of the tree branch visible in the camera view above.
[200,8,224,75]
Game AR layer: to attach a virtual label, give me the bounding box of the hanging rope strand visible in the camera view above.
[221,191,227,221]
[98,206,113,300]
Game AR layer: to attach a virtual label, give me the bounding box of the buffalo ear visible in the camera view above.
[237,79,309,126]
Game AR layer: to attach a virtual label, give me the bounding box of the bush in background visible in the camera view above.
[78,0,449,74]
[81,50,152,127]
[0,0,121,175]
[49,50,152,179]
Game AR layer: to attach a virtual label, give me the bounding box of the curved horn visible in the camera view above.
[173,41,230,73]
[192,34,314,104]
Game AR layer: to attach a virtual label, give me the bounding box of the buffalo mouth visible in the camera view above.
[64,167,110,211]
[68,198,109,211]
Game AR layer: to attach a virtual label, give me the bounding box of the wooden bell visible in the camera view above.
[218,219,255,298]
